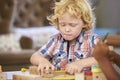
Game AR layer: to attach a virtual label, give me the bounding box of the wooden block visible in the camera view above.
[13,74,40,80]
[0,73,7,80]
[92,72,107,80]
[29,66,39,75]
[13,74,52,80]
[53,70,66,76]
[29,66,54,78]
[29,66,66,77]
[53,74,74,80]
[75,72,84,80]
[92,64,102,73]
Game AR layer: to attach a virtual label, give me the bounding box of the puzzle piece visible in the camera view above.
[92,72,107,80]
[53,74,74,80]
[29,66,39,75]
[13,74,52,80]
[92,64,107,80]
[29,66,66,77]
[75,72,84,80]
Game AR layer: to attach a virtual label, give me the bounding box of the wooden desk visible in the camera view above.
[3,71,75,80]
[3,71,29,80]
[3,70,107,80]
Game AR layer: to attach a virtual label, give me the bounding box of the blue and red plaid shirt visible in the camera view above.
[39,31,100,70]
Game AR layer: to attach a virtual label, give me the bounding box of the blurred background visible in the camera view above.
[0,0,120,34]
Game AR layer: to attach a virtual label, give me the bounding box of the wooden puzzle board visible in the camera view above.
[3,66,107,80]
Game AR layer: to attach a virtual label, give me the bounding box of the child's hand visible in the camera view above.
[65,61,83,74]
[37,58,55,76]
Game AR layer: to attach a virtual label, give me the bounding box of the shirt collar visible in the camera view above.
[77,30,85,43]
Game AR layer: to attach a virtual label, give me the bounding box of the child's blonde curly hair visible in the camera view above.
[47,0,95,31]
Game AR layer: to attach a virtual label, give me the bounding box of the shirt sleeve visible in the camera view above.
[39,35,57,58]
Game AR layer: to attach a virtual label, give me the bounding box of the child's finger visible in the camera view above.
[40,67,46,76]
[51,65,55,71]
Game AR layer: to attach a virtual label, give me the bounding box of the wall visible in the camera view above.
[94,0,120,29]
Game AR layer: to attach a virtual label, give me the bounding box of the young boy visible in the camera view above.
[30,0,99,76]
[92,40,120,80]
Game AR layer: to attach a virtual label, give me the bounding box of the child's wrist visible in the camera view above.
[77,59,89,68]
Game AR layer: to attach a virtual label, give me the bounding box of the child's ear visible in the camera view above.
[83,24,87,28]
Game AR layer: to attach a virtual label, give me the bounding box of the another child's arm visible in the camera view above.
[109,51,120,68]
[95,55,120,80]
[92,40,120,80]
[30,51,55,76]
[106,35,120,47]
[105,35,120,67]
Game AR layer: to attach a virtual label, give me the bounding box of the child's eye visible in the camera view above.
[59,23,66,27]
[70,24,77,27]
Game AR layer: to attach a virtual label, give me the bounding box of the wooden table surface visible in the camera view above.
[3,71,29,80]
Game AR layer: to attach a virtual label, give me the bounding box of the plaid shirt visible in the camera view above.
[40,31,100,70]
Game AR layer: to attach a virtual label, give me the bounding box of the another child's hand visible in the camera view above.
[37,58,55,76]
[92,40,110,61]
[65,61,83,75]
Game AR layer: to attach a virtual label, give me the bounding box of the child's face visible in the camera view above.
[58,13,86,42]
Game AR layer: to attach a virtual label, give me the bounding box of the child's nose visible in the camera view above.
[65,26,71,32]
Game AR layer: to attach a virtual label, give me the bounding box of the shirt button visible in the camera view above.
[69,59,72,62]
[80,54,83,58]
[58,54,61,56]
